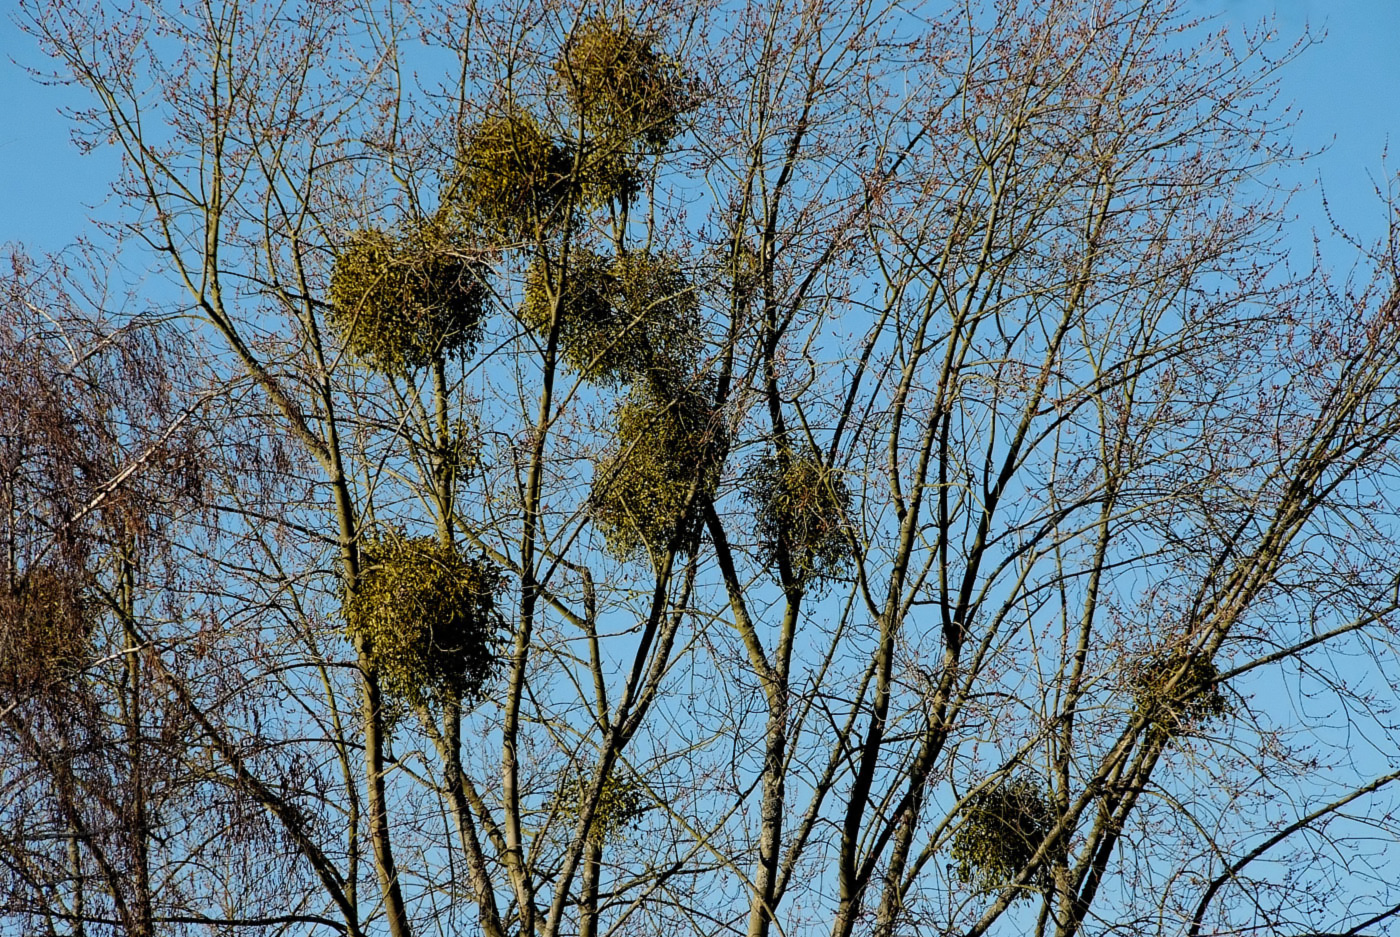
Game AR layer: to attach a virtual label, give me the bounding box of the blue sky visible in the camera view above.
[3,1,1399,260]
[1196,0,1400,266]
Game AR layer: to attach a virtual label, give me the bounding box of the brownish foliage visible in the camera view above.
[0,565,92,696]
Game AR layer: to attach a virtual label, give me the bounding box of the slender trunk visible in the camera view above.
[359,667,411,937]
[579,838,604,937]
[68,833,85,937]
[317,352,408,937]
[328,449,408,937]
[746,715,787,937]
[117,552,153,937]
[504,252,569,937]
[432,356,454,546]
[433,703,507,937]
[746,590,800,937]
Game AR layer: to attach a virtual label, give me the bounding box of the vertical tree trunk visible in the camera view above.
[117,552,154,937]
[579,838,604,937]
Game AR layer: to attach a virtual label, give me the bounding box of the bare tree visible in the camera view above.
[8,1,1400,936]
[0,248,334,936]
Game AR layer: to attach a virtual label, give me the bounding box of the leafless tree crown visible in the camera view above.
[6,2,1400,937]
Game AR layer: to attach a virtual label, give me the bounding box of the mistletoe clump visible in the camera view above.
[613,251,700,372]
[560,15,685,147]
[590,381,726,559]
[743,445,852,583]
[456,110,575,238]
[327,222,488,373]
[343,535,503,705]
[720,239,762,309]
[0,566,92,694]
[436,417,482,488]
[557,14,687,206]
[1132,651,1228,736]
[949,778,1054,899]
[520,250,615,370]
[520,250,699,385]
[557,768,646,844]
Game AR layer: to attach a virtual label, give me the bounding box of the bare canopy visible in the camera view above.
[5,2,1400,937]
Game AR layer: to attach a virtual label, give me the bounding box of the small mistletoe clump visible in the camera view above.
[327,222,488,374]
[0,566,92,694]
[949,778,1054,899]
[557,768,646,844]
[343,535,503,705]
[718,239,762,309]
[520,250,699,385]
[590,381,726,559]
[743,445,852,583]
[1132,651,1228,736]
[558,15,686,189]
[436,417,482,488]
[456,111,574,238]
